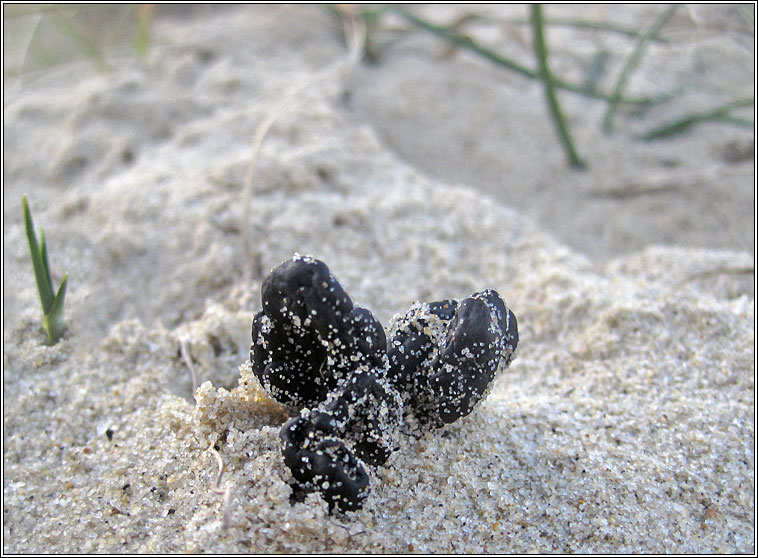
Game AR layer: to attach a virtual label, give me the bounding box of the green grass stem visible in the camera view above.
[640,97,755,141]
[602,5,678,133]
[50,10,110,72]
[531,5,586,169]
[508,15,669,43]
[22,196,69,344]
[135,4,154,58]
[392,6,667,106]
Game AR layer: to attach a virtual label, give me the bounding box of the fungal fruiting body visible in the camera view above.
[251,254,519,512]
[251,256,385,409]
[386,290,518,430]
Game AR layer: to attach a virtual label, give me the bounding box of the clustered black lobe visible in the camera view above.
[251,255,519,513]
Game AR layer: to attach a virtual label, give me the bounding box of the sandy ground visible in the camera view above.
[2,4,755,553]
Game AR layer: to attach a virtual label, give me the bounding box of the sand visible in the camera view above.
[2,5,754,553]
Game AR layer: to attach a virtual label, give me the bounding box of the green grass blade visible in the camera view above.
[22,195,55,313]
[507,15,670,43]
[45,273,68,344]
[394,7,535,78]
[583,50,610,95]
[39,227,54,291]
[640,96,755,141]
[391,6,667,106]
[135,4,154,58]
[531,5,586,169]
[50,10,110,72]
[602,5,678,133]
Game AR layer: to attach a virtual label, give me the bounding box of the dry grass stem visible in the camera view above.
[241,9,366,278]
[180,339,198,395]
[207,445,232,530]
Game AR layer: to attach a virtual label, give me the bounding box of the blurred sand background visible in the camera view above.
[2,4,755,553]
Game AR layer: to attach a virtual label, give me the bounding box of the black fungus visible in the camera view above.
[315,368,403,467]
[387,290,519,428]
[280,411,370,512]
[251,255,519,513]
[251,255,386,410]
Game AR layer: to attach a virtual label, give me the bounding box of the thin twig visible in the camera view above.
[108,502,128,516]
[180,339,198,395]
[591,163,753,198]
[681,267,754,284]
[391,6,669,106]
[314,498,367,540]
[208,445,232,530]
[602,5,678,133]
[343,523,367,539]
[241,8,366,280]
[208,445,226,489]
[639,97,755,141]
[330,519,367,540]
[531,5,586,169]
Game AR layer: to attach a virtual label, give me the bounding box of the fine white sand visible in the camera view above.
[3,5,754,553]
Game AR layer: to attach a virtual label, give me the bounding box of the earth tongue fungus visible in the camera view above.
[251,254,519,513]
